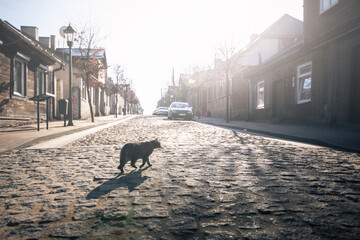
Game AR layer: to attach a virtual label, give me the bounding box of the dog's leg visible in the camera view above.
[146,157,152,167]
[118,161,125,173]
[131,158,138,169]
[140,158,146,168]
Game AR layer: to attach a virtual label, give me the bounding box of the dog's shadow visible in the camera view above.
[86,167,150,200]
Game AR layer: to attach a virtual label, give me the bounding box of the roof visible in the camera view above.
[234,14,303,59]
[0,19,63,65]
[261,14,303,38]
[243,41,305,78]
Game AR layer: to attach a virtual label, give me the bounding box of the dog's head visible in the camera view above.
[151,139,161,149]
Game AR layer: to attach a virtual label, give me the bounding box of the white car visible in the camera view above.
[156,107,168,116]
[168,102,193,120]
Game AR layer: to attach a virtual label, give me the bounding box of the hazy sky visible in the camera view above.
[0,0,303,114]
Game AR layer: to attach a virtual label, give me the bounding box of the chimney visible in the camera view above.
[21,26,39,41]
[50,35,56,50]
[39,37,51,48]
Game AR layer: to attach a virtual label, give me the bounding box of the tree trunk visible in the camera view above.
[86,75,95,122]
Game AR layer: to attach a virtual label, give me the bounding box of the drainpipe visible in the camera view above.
[52,64,64,119]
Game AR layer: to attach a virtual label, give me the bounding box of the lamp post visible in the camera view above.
[64,24,75,126]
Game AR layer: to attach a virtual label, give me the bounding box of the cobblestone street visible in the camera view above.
[1,116,360,239]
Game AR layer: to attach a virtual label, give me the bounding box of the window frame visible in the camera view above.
[256,80,265,109]
[12,52,29,98]
[320,0,339,14]
[297,62,312,104]
[35,65,48,96]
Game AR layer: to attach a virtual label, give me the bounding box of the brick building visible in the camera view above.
[0,20,63,126]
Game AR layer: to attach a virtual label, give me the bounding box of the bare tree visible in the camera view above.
[74,24,107,122]
[183,63,212,75]
[215,41,238,123]
[112,64,125,118]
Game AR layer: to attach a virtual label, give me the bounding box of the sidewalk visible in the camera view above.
[0,115,133,153]
[195,116,360,153]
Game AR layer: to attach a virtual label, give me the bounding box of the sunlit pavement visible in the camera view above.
[0,116,359,239]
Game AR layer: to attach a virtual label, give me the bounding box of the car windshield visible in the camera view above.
[158,108,167,110]
[171,103,188,108]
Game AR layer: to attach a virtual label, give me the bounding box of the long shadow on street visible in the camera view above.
[87,167,150,199]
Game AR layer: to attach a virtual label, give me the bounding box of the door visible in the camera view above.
[272,80,282,119]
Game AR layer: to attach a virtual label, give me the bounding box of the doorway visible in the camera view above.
[272,80,282,119]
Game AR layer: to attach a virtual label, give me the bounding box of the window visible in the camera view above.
[47,73,52,94]
[320,0,338,14]
[82,79,86,100]
[13,54,28,97]
[257,81,265,109]
[36,68,46,96]
[297,62,312,104]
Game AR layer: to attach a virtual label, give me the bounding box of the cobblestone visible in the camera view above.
[0,116,359,239]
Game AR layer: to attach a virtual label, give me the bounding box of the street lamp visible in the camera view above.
[64,24,75,126]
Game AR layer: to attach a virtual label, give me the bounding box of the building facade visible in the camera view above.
[56,48,110,119]
[244,0,360,124]
[187,14,303,119]
[0,20,63,126]
[231,14,303,120]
